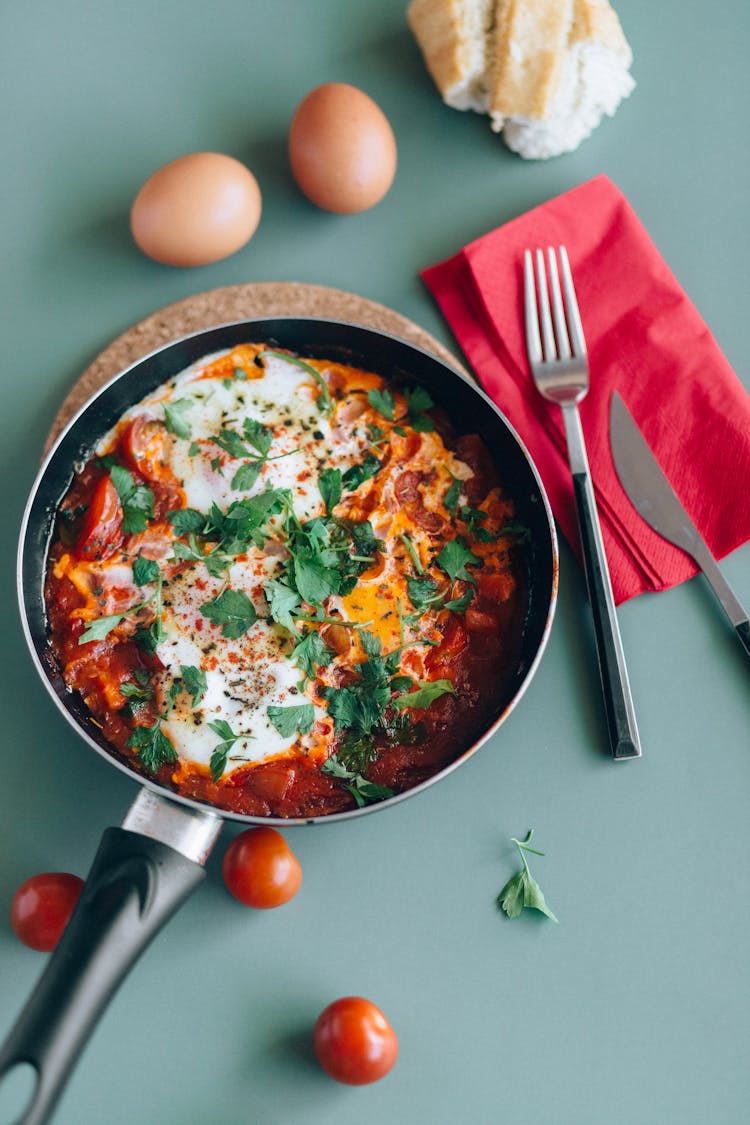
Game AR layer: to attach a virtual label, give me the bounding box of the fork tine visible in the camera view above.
[558,246,587,358]
[523,250,542,365]
[546,247,572,360]
[534,249,557,361]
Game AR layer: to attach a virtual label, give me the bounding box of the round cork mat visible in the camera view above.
[45,281,466,455]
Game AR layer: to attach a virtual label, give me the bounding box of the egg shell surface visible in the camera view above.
[288,83,397,214]
[130,152,262,267]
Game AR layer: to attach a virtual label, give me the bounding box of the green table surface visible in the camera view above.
[2,2,749,1123]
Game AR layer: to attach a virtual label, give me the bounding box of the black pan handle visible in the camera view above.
[0,827,205,1125]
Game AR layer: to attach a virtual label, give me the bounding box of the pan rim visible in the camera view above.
[18,315,558,827]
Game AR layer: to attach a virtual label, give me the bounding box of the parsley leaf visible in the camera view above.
[321,756,394,808]
[109,466,154,535]
[444,473,462,516]
[200,589,257,639]
[265,579,302,632]
[132,555,160,587]
[180,665,207,707]
[207,719,246,782]
[342,454,382,492]
[393,679,455,711]
[318,468,342,515]
[499,521,532,544]
[120,672,153,706]
[79,612,128,644]
[497,829,558,923]
[231,461,263,491]
[436,536,482,583]
[127,721,177,774]
[443,588,476,612]
[168,507,206,535]
[293,555,339,605]
[406,575,441,611]
[163,398,193,440]
[404,385,435,432]
[367,387,395,420]
[242,417,274,457]
[267,703,315,738]
[214,427,251,459]
[292,629,333,681]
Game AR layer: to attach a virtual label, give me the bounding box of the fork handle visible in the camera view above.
[563,406,642,760]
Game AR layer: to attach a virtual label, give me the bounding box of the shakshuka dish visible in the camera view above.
[44,344,529,818]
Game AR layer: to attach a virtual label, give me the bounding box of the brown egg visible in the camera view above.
[130,152,262,267]
[289,83,397,214]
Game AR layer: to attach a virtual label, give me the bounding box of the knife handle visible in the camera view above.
[571,470,642,759]
[736,621,750,659]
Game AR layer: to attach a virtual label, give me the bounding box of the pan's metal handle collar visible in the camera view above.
[121,788,222,865]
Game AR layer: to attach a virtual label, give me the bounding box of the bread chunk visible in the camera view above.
[407,0,496,113]
[407,0,635,159]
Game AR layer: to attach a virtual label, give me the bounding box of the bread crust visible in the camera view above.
[407,0,493,111]
[489,0,574,125]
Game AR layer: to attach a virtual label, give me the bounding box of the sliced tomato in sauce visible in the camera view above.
[121,416,172,483]
[76,475,123,560]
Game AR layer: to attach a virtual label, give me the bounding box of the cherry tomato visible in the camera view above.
[313,996,398,1085]
[10,873,84,952]
[221,827,302,908]
[121,415,171,483]
[76,474,123,560]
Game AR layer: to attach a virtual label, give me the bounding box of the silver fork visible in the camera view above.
[524,246,641,760]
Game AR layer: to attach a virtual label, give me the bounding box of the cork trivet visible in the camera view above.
[45,281,466,454]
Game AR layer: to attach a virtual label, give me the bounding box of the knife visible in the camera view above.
[609,391,750,658]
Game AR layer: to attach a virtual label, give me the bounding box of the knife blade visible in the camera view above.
[609,391,750,658]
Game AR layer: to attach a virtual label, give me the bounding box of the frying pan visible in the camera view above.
[1,318,558,1124]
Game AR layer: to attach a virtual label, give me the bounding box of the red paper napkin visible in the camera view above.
[422,174,750,604]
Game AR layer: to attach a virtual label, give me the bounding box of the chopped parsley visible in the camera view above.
[393,679,455,711]
[318,467,342,515]
[321,755,394,808]
[127,720,177,774]
[132,555,160,587]
[109,466,154,535]
[436,536,482,583]
[367,387,396,420]
[207,719,247,783]
[292,629,334,683]
[180,665,207,707]
[267,703,315,738]
[163,398,193,440]
[443,473,462,516]
[341,453,382,492]
[200,588,257,639]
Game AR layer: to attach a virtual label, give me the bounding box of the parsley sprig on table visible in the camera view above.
[497,830,558,923]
